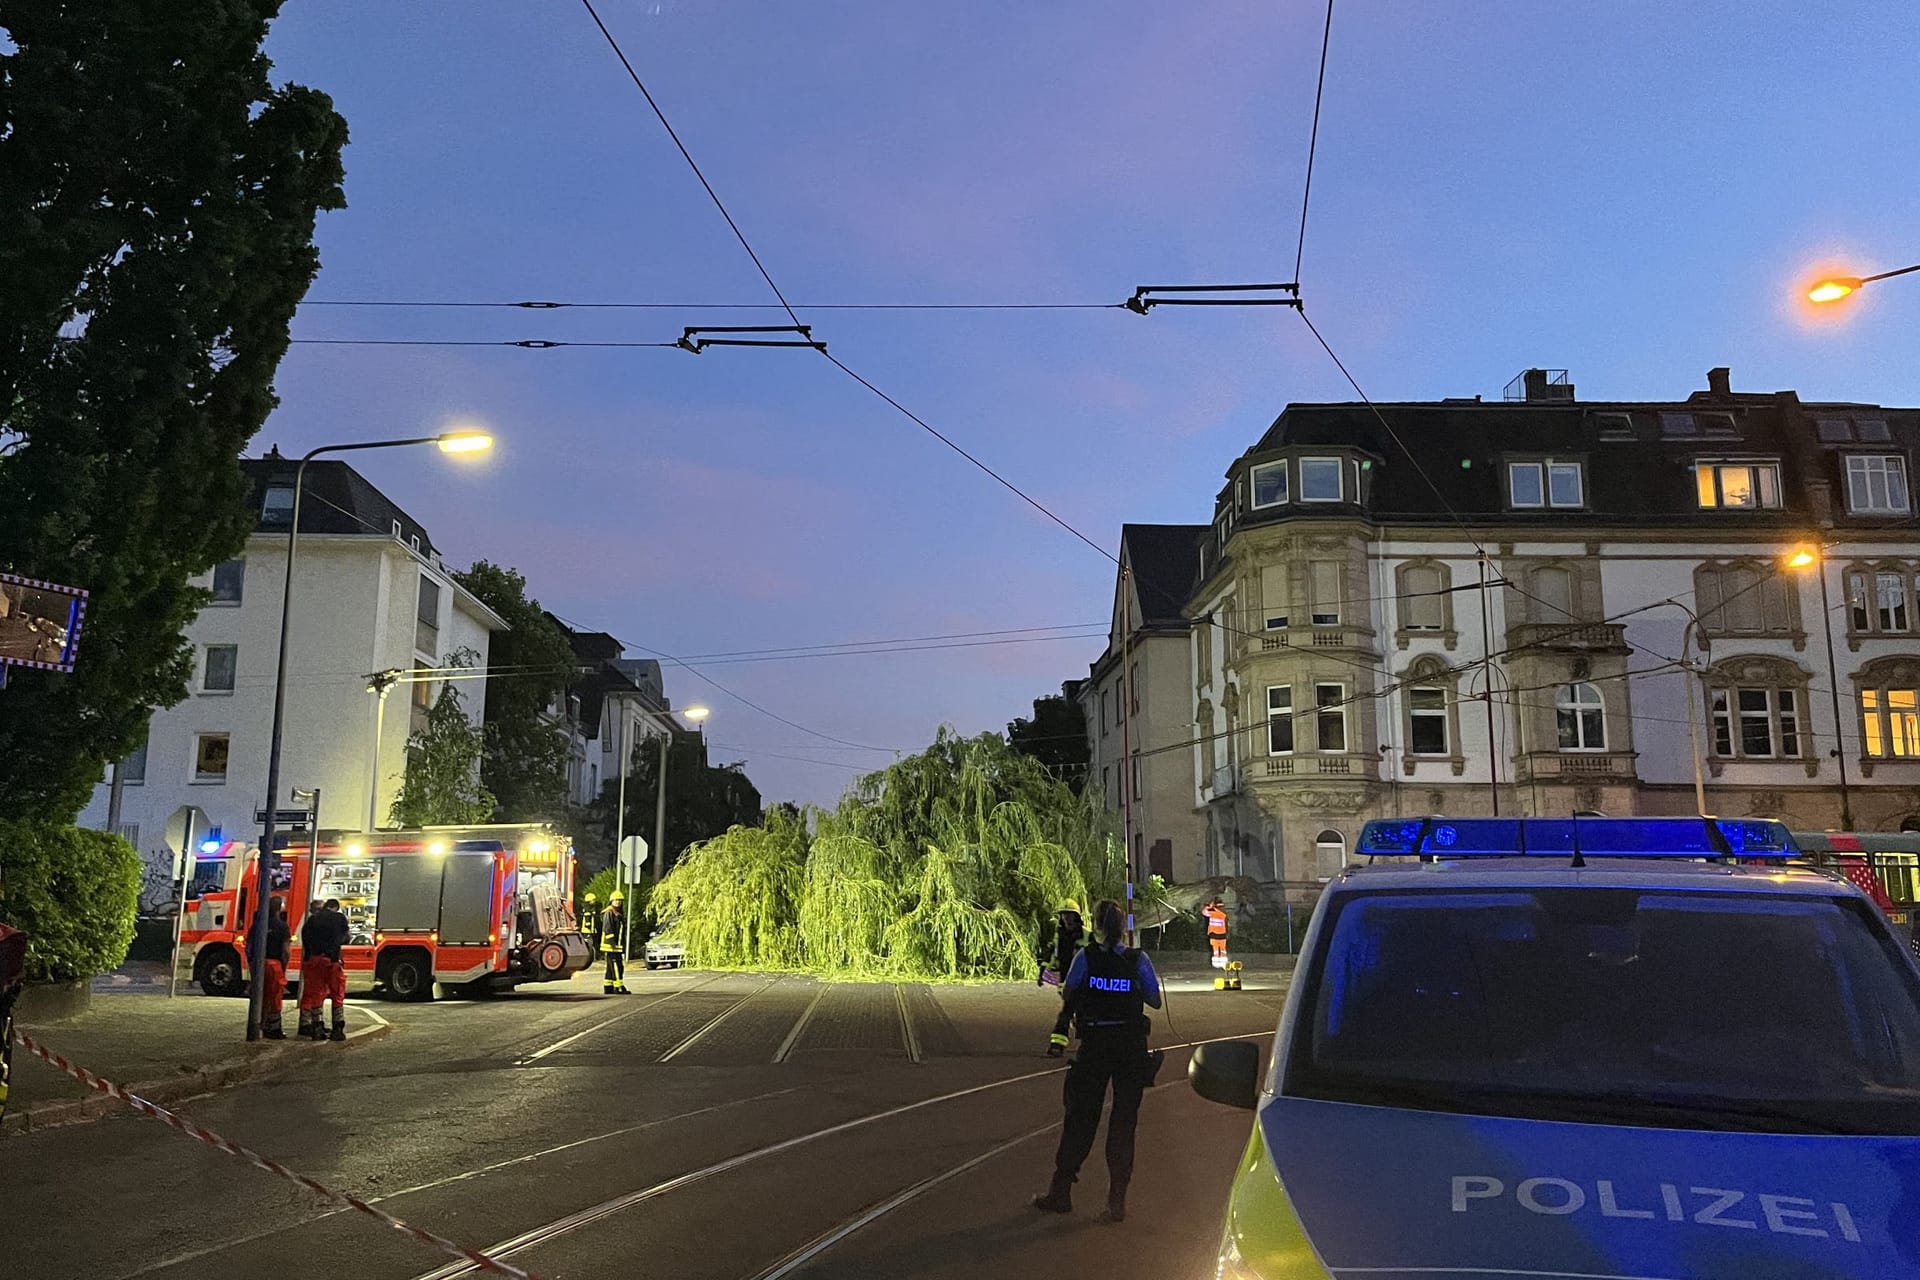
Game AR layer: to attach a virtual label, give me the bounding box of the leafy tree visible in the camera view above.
[1007,682,1091,791]
[0,1,347,822]
[0,821,142,982]
[599,732,763,873]
[448,561,576,821]
[390,652,495,826]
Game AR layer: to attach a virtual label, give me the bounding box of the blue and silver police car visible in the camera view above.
[1189,816,1920,1280]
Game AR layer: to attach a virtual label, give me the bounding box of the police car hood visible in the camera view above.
[1261,1095,1920,1279]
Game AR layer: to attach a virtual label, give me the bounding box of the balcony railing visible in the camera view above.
[1548,753,1634,776]
[1505,621,1629,653]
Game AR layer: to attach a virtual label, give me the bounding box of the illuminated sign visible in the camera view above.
[0,572,88,673]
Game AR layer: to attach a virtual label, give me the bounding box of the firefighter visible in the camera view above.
[580,891,600,963]
[600,892,629,994]
[1204,897,1230,970]
[261,898,291,1040]
[1042,899,1085,1056]
[297,897,327,1040]
[1032,898,1162,1223]
[299,897,349,1041]
[0,921,26,1124]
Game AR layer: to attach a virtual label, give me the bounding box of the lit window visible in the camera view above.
[193,732,231,782]
[1710,687,1800,759]
[261,486,294,526]
[1267,685,1294,755]
[1408,688,1448,755]
[1300,458,1343,502]
[1251,461,1289,508]
[1555,682,1606,751]
[1862,688,1920,759]
[1695,461,1782,509]
[1315,683,1347,753]
[202,644,237,693]
[210,558,245,604]
[1846,455,1910,514]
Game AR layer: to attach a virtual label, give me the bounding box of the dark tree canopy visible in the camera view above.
[449,561,577,822]
[0,1,347,820]
[598,732,763,874]
[1006,681,1090,792]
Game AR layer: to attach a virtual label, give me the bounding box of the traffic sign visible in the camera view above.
[254,808,312,827]
[618,834,650,882]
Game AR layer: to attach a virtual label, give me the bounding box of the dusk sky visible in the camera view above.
[260,2,1920,808]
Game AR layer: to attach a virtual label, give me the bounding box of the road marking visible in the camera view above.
[772,982,826,1063]
[411,1032,1264,1280]
[746,1122,1057,1280]
[516,975,722,1065]
[658,977,776,1062]
[893,983,923,1063]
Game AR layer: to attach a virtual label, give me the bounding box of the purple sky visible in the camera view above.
[259,2,1920,807]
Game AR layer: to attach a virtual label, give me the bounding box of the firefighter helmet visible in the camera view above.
[610,891,625,903]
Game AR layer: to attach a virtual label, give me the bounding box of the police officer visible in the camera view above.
[1033,898,1162,1223]
[600,892,628,994]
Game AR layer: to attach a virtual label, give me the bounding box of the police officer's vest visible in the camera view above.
[1077,942,1145,1029]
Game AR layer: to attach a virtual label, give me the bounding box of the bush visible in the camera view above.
[0,822,143,982]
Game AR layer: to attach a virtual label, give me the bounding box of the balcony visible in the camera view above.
[1257,756,1360,779]
[1535,753,1636,778]
[1505,621,1629,654]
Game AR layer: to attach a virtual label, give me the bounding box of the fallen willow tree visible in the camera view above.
[651,729,1127,979]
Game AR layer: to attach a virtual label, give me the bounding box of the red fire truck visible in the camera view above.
[179,824,591,1000]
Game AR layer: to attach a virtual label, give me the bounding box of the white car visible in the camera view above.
[643,933,685,970]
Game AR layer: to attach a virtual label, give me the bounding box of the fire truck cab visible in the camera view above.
[180,824,591,1000]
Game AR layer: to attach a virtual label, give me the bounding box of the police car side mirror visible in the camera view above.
[1189,1040,1261,1110]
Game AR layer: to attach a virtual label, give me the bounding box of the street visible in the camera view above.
[3,966,1288,1280]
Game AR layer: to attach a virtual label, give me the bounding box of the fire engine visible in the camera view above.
[179,824,591,999]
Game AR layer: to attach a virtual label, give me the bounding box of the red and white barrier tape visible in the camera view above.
[13,1031,543,1280]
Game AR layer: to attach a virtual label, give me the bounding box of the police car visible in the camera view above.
[1189,816,1920,1279]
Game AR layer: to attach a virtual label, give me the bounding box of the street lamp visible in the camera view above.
[1647,600,1710,817]
[1785,545,1853,830]
[1807,263,1920,304]
[611,702,708,964]
[243,430,493,1041]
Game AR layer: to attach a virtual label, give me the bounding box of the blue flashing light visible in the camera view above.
[199,838,223,854]
[1355,816,1798,860]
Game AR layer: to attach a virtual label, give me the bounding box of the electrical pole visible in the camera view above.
[1478,552,1500,816]
[1118,565,1137,945]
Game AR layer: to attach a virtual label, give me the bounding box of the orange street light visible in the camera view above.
[1807,262,1920,304]
[1785,546,1819,569]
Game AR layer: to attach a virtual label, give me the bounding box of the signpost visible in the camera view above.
[164,805,210,999]
[618,835,648,960]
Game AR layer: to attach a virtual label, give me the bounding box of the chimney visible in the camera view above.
[1708,366,1731,397]
[1504,368,1574,402]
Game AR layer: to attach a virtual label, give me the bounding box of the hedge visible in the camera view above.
[0,821,143,982]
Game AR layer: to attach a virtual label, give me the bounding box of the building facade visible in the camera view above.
[1185,368,1920,893]
[1082,524,1211,883]
[81,455,503,877]
[554,620,676,811]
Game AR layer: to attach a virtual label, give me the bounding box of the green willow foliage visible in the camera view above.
[654,730,1125,979]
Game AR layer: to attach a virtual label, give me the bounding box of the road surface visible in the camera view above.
[4,965,1289,1280]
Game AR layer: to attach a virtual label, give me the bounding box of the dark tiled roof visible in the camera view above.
[243,455,436,553]
[1123,523,1209,626]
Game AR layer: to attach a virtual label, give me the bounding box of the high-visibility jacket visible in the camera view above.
[600,906,627,950]
[1203,904,1229,939]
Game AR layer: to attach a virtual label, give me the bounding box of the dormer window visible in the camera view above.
[1251,461,1288,508]
[1507,459,1584,509]
[1299,457,1343,502]
[261,485,294,526]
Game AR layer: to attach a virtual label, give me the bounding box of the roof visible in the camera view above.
[1334,858,1859,896]
[244,454,437,554]
[1122,523,1210,626]
[548,615,669,739]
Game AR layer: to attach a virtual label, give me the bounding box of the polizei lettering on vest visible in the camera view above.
[1449,1175,1863,1243]
[1086,975,1132,993]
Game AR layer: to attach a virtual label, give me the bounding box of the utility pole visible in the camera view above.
[1814,563,1855,830]
[364,669,400,831]
[1478,552,1500,816]
[1118,565,1137,945]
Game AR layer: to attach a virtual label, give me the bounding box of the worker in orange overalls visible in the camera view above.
[1203,898,1229,970]
[261,898,290,1039]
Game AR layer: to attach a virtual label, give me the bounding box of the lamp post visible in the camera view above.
[1807,263,1920,304]
[243,429,492,1041]
[1786,546,1854,831]
[1648,600,1710,817]
[610,703,707,966]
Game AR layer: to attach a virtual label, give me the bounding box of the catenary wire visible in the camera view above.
[1292,0,1335,285]
[302,298,1125,312]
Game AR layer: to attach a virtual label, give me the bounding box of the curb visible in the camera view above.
[4,1009,393,1136]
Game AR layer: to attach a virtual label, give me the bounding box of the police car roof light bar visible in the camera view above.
[1355,816,1798,861]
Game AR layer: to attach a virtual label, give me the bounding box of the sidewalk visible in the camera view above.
[5,990,390,1134]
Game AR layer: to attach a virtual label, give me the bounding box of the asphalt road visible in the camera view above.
[3,965,1290,1280]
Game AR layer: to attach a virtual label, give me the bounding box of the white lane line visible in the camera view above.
[411,1031,1267,1280]
[516,975,721,1066]
[658,977,776,1063]
[893,984,923,1064]
[746,1122,1057,1280]
[772,982,826,1064]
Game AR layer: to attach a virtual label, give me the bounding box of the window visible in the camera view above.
[1408,688,1448,755]
[1251,461,1288,508]
[1850,569,1915,635]
[1529,566,1576,622]
[415,575,441,656]
[1695,460,1782,509]
[1696,562,1798,636]
[1593,412,1635,441]
[1262,565,1288,630]
[1267,685,1294,755]
[1300,457,1343,502]
[1846,455,1911,514]
[1862,688,1920,759]
[1878,573,1911,633]
[1659,411,1699,437]
[1506,460,1584,509]
[1709,687,1800,759]
[202,644,237,692]
[1100,689,1110,732]
[1315,683,1347,753]
[1400,563,1445,632]
[1129,662,1140,714]
[1696,411,1738,437]
[117,824,140,849]
[210,558,245,604]
[1555,683,1606,751]
[1310,561,1342,626]
[410,665,434,735]
[260,485,294,525]
[1102,766,1112,807]
[1507,462,1544,508]
[1548,461,1583,506]
[193,732,231,782]
[1130,751,1141,797]
[1818,417,1893,444]
[120,738,148,785]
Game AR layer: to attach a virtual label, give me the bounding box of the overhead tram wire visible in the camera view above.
[576,0,1119,567]
[672,621,1107,660]
[302,298,1125,312]
[1293,0,1335,285]
[289,338,681,350]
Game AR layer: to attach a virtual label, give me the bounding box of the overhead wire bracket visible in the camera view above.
[677,324,826,354]
[1124,282,1302,314]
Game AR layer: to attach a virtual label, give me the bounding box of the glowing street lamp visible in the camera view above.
[1807,263,1920,304]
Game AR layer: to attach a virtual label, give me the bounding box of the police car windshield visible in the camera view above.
[1287,887,1920,1135]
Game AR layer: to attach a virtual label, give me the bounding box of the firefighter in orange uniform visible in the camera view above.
[1203,898,1229,970]
[261,898,290,1039]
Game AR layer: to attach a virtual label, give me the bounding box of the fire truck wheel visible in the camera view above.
[380,951,434,1002]
[196,946,245,998]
